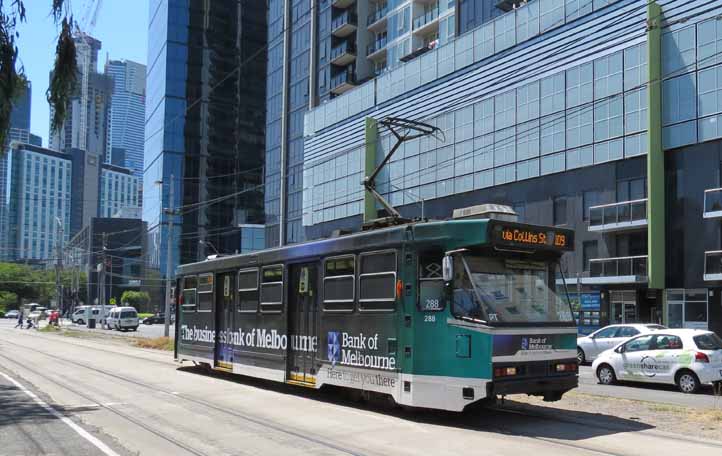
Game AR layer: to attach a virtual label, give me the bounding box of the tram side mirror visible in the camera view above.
[442,255,454,284]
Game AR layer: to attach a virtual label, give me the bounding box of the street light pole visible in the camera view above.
[55,217,64,321]
[163,174,175,338]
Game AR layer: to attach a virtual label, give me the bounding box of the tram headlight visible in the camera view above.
[494,367,517,377]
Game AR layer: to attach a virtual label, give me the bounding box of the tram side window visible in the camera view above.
[182,276,197,312]
[238,269,259,313]
[197,274,213,312]
[260,265,283,313]
[418,254,446,311]
[323,255,355,312]
[359,251,397,312]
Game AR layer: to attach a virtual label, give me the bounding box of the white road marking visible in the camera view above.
[1,372,122,456]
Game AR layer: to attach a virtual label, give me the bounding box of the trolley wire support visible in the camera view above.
[362,117,442,230]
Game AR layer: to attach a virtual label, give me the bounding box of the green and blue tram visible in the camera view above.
[175,214,578,411]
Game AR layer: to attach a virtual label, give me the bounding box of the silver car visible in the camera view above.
[577,324,666,364]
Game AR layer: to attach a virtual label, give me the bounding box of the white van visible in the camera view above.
[106,307,139,331]
[71,306,114,326]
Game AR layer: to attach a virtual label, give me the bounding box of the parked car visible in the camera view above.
[71,306,113,325]
[106,307,139,331]
[593,329,722,393]
[142,313,174,325]
[4,310,19,319]
[577,324,666,364]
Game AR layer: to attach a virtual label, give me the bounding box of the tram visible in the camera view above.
[174,205,579,412]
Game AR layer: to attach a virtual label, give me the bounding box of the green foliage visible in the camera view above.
[0,262,86,306]
[0,1,76,149]
[120,291,150,311]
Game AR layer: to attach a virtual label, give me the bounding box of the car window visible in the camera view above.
[645,324,667,330]
[594,327,618,339]
[120,310,137,318]
[624,335,654,352]
[616,327,640,337]
[694,333,722,350]
[653,335,684,350]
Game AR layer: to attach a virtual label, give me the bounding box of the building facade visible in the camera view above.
[265,0,722,335]
[144,0,267,279]
[106,59,146,179]
[1,144,72,262]
[49,34,113,162]
[100,165,141,218]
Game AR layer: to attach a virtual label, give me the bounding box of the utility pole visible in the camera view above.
[163,174,175,338]
[55,217,64,321]
[102,232,108,323]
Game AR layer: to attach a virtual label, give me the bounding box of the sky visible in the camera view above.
[17,0,149,145]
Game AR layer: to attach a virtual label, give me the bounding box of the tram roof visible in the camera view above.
[176,218,498,276]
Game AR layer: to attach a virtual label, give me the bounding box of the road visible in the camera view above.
[60,319,174,339]
[1,320,721,456]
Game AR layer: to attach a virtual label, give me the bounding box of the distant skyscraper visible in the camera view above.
[10,81,31,131]
[105,59,146,179]
[99,164,140,218]
[49,33,112,161]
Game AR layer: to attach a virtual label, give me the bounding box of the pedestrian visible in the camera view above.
[25,316,34,330]
[14,311,23,329]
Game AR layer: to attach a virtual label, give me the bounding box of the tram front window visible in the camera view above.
[453,256,574,325]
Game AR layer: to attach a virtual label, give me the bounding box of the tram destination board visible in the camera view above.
[488,221,574,252]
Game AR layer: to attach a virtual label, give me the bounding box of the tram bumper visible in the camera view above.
[489,359,578,401]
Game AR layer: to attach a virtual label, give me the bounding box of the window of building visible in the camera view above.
[582,241,598,271]
[540,0,565,33]
[594,138,623,163]
[474,98,494,136]
[698,65,722,118]
[494,90,516,130]
[565,0,592,22]
[494,127,516,166]
[474,134,494,171]
[541,152,565,175]
[494,11,516,53]
[698,18,722,70]
[517,1,540,43]
[583,190,601,220]
[553,197,568,225]
[662,73,697,126]
[516,158,540,180]
[238,268,259,313]
[566,103,594,149]
[455,105,474,142]
[662,26,696,77]
[624,87,648,134]
[540,112,566,155]
[516,120,540,160]
[624,43,647,91]
[517,81,540,123]
[323,255,355,312]
[616,177,647,201]
[359,251,397,312]
[197,273,213,312]
[260,265,283,313]
[541,73,565,116]
[594,51,623,99]
[667,289,709,329]
[473,21,494,61]
[594,96,624,142]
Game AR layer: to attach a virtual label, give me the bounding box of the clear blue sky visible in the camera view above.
[17,1,149,146]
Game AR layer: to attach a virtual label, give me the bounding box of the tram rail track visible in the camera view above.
[3,332,721,456]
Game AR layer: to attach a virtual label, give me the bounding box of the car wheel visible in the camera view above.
[676,371,700,394]
[77,319,84,325]
[597,364,617,385]
[577,347,586,365]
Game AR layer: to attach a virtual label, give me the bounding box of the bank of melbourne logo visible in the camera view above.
[327,331,341,367]
[521,337,529,351]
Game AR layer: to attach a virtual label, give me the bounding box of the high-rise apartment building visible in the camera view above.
[49,34,113,161]
[100,165,141,218]
[144,0,266,279]
[106,59,146,179]
[271,0,722,335]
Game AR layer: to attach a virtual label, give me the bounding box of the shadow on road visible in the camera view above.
[0,384,99,428]
[178,365,654,442]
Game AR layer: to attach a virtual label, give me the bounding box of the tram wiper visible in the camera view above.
[458,315,487,325]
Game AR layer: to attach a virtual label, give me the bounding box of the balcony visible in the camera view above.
[330,69,357,95]
[588,255,648,284]
[704,188,722,218]
[496,0,517,12]
[366,36,387,59]
[332,0,356,8]
[704,251,722,281]
[367,6,388,30]
[413,8,440,34]
[331,11,358,38]
[588,199,648,233]
[331,42,357,66]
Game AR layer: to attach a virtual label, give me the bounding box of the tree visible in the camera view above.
[120,290,150,312]
[0,262,44,307]
[0,1,76,147]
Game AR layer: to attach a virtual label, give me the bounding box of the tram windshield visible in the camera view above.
[453,255,574,325]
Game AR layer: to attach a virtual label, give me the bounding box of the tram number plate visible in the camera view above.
[424,315,436,323]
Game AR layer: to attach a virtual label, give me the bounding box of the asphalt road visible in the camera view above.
[1,320,722,455]
[60,319,174,339]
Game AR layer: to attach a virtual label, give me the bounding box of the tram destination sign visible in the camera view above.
[488,221,574,252]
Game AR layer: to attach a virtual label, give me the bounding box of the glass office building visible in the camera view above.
[144,0,266,280]
[269,0,722,335]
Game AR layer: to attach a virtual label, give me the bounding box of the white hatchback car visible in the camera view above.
[593,329,722,393]
[577,324,666,364]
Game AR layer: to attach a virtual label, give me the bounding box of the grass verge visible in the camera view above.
[131,336,174,351]
[38,324,61,333]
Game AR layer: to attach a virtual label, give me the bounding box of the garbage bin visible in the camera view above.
[87,318,96,329]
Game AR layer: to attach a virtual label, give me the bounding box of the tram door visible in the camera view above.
[215,272,236,371]
[287,263,318,385]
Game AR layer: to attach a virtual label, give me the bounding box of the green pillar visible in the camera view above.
[364,117,378,223]
[647,2,665,304]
